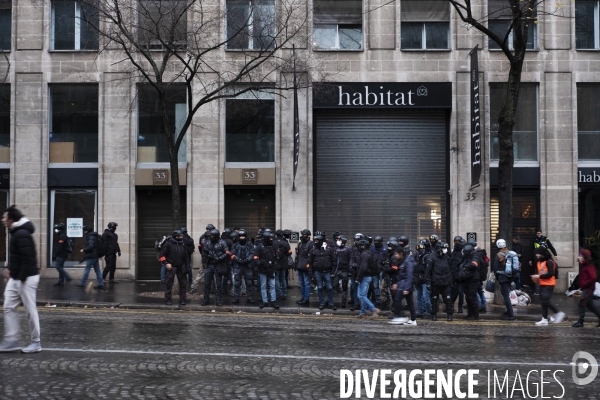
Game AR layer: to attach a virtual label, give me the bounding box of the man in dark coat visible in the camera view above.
[0,205,42,353]
[76,225,104,289]
[181,227,195,286]
[159,230,189,306]
[52,223,72,286]
[101,222,121,283]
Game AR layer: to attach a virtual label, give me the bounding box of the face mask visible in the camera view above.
[54,229,59,233]
[442,248,448,254]
[301,236,309,243]
[336,240,342,247]
[239,238,246,245]
[375,242,383,249]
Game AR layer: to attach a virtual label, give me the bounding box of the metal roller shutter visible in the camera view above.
[137,188,186,280]
[314,109,448,245]
[225,188,275,242]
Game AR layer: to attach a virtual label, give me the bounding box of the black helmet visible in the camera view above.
[230,231,239,243]
[315,230,325,237]
[358,239,369,248]
[387,238,399,247]
[436,241,449,254]
[275,229,284,237]
[419,239,428,245]
[467,240,477,247]
[264,232,275,245]
[108,222,118,230]
[354,233,364,242]
[82,225,93,232]
[339,236,348,245]
[332,231,342,240]
[462,244,474,256]
[283,229,292,239]
[238,229,247,237]
[399,235,409,247]
[54,223,65,231]
[206,223,215,231]
[210,229,220,241]
[301,229,311,236]
[263,228,272,236]
[223,228,233,235]
[172,230,183,238]
[416,243,425,251]
[181,227,188,234]
[453,235,464,244]
[429,234,439,243]
[374,236,383,243]
[366,235,373,244]
[314,234,324,246]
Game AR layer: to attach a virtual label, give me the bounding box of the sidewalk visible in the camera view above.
[0,278,589,322]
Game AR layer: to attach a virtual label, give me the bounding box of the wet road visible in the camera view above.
[1,308,599,399]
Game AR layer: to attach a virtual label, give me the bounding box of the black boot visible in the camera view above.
[572,321,584,328]
[458,306,463,314]
[447,315,453,322]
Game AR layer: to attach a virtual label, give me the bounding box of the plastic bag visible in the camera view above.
[485,273,496,292]
[509,290,518,305]
[594,282,600,298]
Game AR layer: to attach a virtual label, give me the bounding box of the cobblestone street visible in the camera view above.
[0,308,599,399]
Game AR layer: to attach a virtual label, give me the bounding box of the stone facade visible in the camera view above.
[0,0,597,289]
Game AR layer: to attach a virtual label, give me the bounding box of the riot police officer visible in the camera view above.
[426,242,454,321]
[202,229,230,306]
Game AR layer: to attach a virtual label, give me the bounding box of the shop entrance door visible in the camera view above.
[136,188,186,280]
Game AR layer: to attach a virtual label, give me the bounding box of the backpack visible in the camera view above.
[504,250,520,277]
[96,235,109,258]
[66,238,74,253]
[155,235,168,252]
[549,259,559,279]
[367,252,380,275]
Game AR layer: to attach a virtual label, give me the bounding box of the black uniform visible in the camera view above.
[231,240,255,302]
[102,229,121,281]
[459,253,481,319]
[159,238,189,303]
[203,239,230,305]
[450,242,465,311]
[425,252,454,317]
[333,245,353,306]
[182,232,195,284]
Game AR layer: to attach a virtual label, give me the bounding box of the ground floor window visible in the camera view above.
[490,189,539,285]
[50,189,97,266]
[579,186,600,265]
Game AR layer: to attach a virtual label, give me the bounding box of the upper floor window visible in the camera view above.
[577,84,600,160]
[49,84,99,163]
[400,0,450,50]
[51,0,99,50]
[0,1,11,51]
[576,1,600,49]
[226,0,275,50]
[490,83,538,162]
[137,84,187,163]
[226,89,274,163]
[0,84,9,163]
[488,0,536,51]
[138,0,188,50]
[313,0,362,50]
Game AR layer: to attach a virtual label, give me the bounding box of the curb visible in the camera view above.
[32,299,576,323]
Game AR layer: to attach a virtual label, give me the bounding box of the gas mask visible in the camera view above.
[442,248,448,254]
[239,237,247,245]
[54,229,59,233]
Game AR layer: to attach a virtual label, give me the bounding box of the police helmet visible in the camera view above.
[54,223,65,231]
[82,225,93,232]
[399,235,409,247]
[108,222,118,230]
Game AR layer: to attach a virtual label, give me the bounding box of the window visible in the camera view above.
[138,0,188,50]
[0,84,9,163]
[226,90,274,162]
[226,0,275,50]
[137,84,187,163]
[488,0,536,50]
[51,0,98,50]
[576,1,600,49]
[312,0,362,50]
[400,0,449,50]
[577,84,600,160]
[490,83,538,162]
[49,84,98,163]
[50,189,97,266]
[0,0,11,51]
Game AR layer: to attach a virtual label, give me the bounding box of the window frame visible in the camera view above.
[50,0,99,51]
[0,0,11,51]
[312,0,363,51]
[137,0,189,51]
[400,21,450,51]
[487,20,537,51]
[225,0,276,51]
[489,83,539,166]
[400,0,450,51]
[576,83,600,162]
[576,0,600,50]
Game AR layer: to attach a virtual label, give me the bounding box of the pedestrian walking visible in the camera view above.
[388,245,417,325]
[76,225,104,289]
[0,205,42,353]
[52,223,72,286]
[355,239,379,318]
[532,246,565,325]
[571,249,598,328]
[101,222,121,283]
[493,239,515,321]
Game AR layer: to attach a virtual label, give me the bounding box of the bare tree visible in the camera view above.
[70,0,322,228]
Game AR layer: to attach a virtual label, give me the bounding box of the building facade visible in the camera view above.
[0,0,599,288]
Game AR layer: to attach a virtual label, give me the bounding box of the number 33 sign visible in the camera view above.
[242,169,258,184]
[153,169,168,185]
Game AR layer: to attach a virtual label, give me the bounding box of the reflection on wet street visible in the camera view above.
[1,308,599,399]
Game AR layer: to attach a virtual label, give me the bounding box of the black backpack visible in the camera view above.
[155,236,167,252]
[96,235,109,258]
[66,238,74,253]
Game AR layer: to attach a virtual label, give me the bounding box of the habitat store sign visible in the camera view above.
[578,168,600,184]
[313,82,452,109]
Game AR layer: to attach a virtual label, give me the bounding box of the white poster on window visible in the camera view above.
[67,218,83,238]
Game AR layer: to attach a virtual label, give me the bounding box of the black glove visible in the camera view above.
[118,252,121,257]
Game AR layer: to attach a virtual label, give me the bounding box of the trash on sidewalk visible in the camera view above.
[45,302,56,308]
